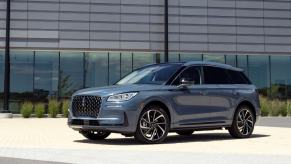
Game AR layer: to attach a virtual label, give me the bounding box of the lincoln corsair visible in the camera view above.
[68,61,260,144]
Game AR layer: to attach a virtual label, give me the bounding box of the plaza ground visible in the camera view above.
[0,118,290,164]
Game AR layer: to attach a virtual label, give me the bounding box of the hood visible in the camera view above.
[72,84,170,97]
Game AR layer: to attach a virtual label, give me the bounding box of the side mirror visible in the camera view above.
[178,78,193,88]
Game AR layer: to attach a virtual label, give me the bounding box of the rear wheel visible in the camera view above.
[228,105,255,138]
[176,130,194,136]
[134,105,170,144]
[81,130,111,140]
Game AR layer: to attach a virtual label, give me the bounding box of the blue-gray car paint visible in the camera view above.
[68,61,260,134]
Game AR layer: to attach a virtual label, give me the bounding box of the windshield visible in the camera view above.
[116,64,181,85]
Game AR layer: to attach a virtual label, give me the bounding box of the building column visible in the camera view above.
[1,0,12,118]
[164,0,169,62]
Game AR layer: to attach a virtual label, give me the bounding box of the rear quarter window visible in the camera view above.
[227,70,251,84]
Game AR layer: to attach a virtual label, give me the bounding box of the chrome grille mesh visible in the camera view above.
[71,96,101,118]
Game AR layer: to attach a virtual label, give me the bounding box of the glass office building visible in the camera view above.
[1,0,291,112]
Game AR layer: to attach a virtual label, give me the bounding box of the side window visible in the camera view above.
[227,70,251,84]
[172,66,201,85]
[203,66,230,84]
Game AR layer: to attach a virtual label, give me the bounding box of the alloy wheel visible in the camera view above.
[237,108,254,136]
[139,109,167,141]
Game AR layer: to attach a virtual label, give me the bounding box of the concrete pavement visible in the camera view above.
[0,157,67,164]
[257,117,291,128]
[0,118,290,164]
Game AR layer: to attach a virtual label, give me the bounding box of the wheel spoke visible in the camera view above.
[157,124,165,135]
[154,114,164,121]
[149,128,156,140]
[145,128,152,135]
[245,124,249,134]
[238,113,243,121]
[244,110,248,119]
[141,118,150,124]
[147,111,151,123]
[153,110,157,122]
[246,119,253,125]
[140,125,150,130]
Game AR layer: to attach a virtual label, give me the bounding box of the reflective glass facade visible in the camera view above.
[1,50,291,113]
[0,51,4,108]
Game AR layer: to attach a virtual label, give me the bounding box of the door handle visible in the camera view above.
[199,91,207,95]
[232,91,239,96]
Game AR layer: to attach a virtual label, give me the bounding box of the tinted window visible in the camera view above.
[227,70,251,84]
[203,66,230,84]
[172,66,201,85]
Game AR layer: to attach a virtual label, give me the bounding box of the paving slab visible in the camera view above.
[0,118,290,164]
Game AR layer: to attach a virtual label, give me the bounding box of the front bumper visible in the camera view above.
[68,100,142,134]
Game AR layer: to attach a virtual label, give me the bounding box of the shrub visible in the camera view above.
[21,102,33,118]
[287,101,291,117]
[269,99,287,117]
[62,99,70,118]
[260,96,270,116]
[48,99,60,118]
[34,103,45,118]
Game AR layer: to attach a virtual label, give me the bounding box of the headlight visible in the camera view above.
[107,92,138,102]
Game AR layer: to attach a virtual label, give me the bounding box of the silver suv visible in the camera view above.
[68,61,260,144]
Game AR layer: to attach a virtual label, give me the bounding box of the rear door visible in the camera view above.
[202,66,235,124]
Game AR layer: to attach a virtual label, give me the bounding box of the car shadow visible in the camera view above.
[74,133,270,145]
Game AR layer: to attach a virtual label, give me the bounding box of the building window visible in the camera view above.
[109,52,121,85]
[225,55,237,67]
[180,53,202,62]
[270,56,291,99]
[85,52,108,88]
[10,51,34,112]
[121,52,133,78]
[203,54,225,63]
[237,55,248,75]
[133,52,155,70]
[248,55,270,96]
[34,51,59,100]
[169,53,180,62]
[60,52,84,98]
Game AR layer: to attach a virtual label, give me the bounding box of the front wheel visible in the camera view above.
[134,105,170,144]
[81,130,111,140]
[228,105,255,138]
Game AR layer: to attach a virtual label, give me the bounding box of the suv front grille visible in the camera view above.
[71,96,101,118]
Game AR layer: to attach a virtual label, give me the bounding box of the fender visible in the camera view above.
[136,95,176,125]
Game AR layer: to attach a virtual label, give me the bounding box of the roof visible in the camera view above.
[182,61,243,71]
[142,61,243,72]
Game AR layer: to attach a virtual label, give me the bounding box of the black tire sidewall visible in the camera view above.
[82,131,111,140]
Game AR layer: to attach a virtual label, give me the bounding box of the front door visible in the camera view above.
[169,66,212,127]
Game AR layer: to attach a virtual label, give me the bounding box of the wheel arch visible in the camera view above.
[143,100,172,123]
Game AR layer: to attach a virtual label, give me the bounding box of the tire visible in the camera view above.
[228,105,255,138]
[134,105,170,144]
[176,130,194,136]
[81,130,111,140]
